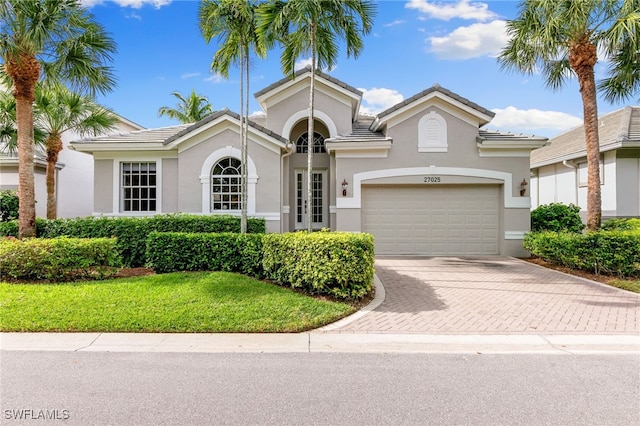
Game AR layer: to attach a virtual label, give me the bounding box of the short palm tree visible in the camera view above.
[35,85,118,219]
[157,89,214,124]
[0,0,116,238]
[200,0,265,234]
[258,0,376,231]
[498,0,640,230]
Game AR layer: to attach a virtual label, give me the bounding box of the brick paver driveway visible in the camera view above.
[331,257,640,334]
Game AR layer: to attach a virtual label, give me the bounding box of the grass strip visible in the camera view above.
[0,272,355,333]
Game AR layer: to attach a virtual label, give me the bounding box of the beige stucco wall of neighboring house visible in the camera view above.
[162,158,179,213]
[93,159,113,214]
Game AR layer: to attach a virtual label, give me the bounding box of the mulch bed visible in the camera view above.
[520,257,618,285]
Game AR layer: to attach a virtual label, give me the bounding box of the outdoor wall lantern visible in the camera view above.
[519,178,528,196]
[342,179,348,196]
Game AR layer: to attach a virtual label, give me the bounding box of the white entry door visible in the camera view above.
[295,170,327,230]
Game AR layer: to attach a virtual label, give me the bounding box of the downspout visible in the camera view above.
[280,142,295,233]
[562,160,578,205]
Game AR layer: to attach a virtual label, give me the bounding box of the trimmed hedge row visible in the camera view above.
[144,230,375,300]
[602,218,640,231]
[524,230,640,277]
[0,215,266,267]
[262,231,375,299]
[0,237,121,282]
[145,232,264,277]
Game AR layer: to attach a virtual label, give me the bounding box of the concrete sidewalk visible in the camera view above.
[1,332,639,354]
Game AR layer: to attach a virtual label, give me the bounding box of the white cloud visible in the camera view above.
[384,20,406,28]
[358,87,404,115]
[181,72,201,80]
[428,20,508,60]
[489,106,583,133]
[205,73,226,83]
[294,57,335,72]
[249,111,266,118]
[406,0,497,22]
[81,0,171,9]
[125,11,142,20]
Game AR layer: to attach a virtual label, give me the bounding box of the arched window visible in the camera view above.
[296,132,326,153]
[211,157,242,211]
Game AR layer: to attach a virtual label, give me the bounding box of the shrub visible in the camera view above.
[262,231,375,300]
[602,218,640,231]
[524,230,640,277]
[531,203,585,233]
[0,237,121,282]
[0,214,266,267]
[145,232,264,276]
[0,190,19,222]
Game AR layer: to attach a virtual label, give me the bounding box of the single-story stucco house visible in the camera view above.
[71,68,547,257]
[530,106,640,220]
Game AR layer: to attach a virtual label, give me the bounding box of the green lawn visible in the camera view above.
[0,272,355,333]
[608,279,640,294]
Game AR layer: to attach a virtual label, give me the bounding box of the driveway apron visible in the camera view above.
[328,257,640,334]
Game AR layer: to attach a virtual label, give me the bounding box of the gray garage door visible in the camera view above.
[362,185,499,255]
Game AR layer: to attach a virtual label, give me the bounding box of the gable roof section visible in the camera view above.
[255,66,362,118]
[531,106,640,168]
[71,109,287,153]
[370,84,495,132]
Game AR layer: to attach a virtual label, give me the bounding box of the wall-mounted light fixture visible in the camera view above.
[342,179,348,197]
[519,178,528,196]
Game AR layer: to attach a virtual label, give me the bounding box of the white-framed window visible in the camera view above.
[296,131,326,153]
[418,111,448,152]
[120,162,157,212]
[211,157,242,211]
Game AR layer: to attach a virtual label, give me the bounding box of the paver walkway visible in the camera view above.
[328,257,640,334]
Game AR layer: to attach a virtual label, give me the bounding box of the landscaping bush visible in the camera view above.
[262,231,375,300]
[145,232,264,276]
[602,218,640,231]
[0,214,266,267]
[0,190,19,222]
[531,203,585,233]
[524,230,640,277]
[0,237,121,282]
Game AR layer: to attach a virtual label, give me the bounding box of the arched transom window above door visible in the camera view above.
[211,157,242,211]
[296,131,327,153]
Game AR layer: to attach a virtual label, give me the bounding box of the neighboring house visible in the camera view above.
[0,114,144,218]
[71,68,547,256]
[530,106,640,220]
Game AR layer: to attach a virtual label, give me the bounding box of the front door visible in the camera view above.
[295,169,327,230]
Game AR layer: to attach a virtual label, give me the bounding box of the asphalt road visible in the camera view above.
[1,351,638,425]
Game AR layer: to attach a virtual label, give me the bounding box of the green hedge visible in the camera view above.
[524,230,640,277]
[0,237,121,282]
[531,203,584,233]
[262,231,375,299]
[0,214,266,267]
[145,232,264,276]
[602,218,640,231]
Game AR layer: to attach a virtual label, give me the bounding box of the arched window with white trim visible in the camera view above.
[211,157,242,211]
[296,131,326,153]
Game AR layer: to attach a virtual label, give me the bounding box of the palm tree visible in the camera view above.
[258,0,376,231]
[35,85,118,219]
[498,0,640,231]
[157,89,214,124]
[0,0,116,238]
[0,87,47,156]
[199,0,265,234]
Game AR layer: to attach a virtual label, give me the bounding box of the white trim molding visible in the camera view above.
[199,146,258,214]
[505,231,527,240]
[336,166,531,209]
[282,110,338,139]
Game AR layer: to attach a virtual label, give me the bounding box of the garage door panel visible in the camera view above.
[362,185,500,255]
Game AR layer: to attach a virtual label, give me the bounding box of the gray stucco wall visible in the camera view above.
[94,159,113,213]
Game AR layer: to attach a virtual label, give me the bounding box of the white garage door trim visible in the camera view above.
[362,184,500,255]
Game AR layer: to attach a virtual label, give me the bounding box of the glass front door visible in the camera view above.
[295,170,327,230]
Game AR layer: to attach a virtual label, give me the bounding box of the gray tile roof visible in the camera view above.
[74,109,287,146]
[254,66,362,98]
[530,106,640,167]
[478,129,547,142]
[327,117,389,142]
[376,84,495,120]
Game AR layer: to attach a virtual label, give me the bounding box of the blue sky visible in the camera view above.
[83,0,634,138]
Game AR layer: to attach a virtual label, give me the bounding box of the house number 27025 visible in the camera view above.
[424,176,441,183]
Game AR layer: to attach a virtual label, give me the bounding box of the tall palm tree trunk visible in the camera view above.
[241,52,249,234]
[307,22,316,233]
[570,36,601,230]
[239,53,247,234]
[45,134,63,219]
[6,55,40,239]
